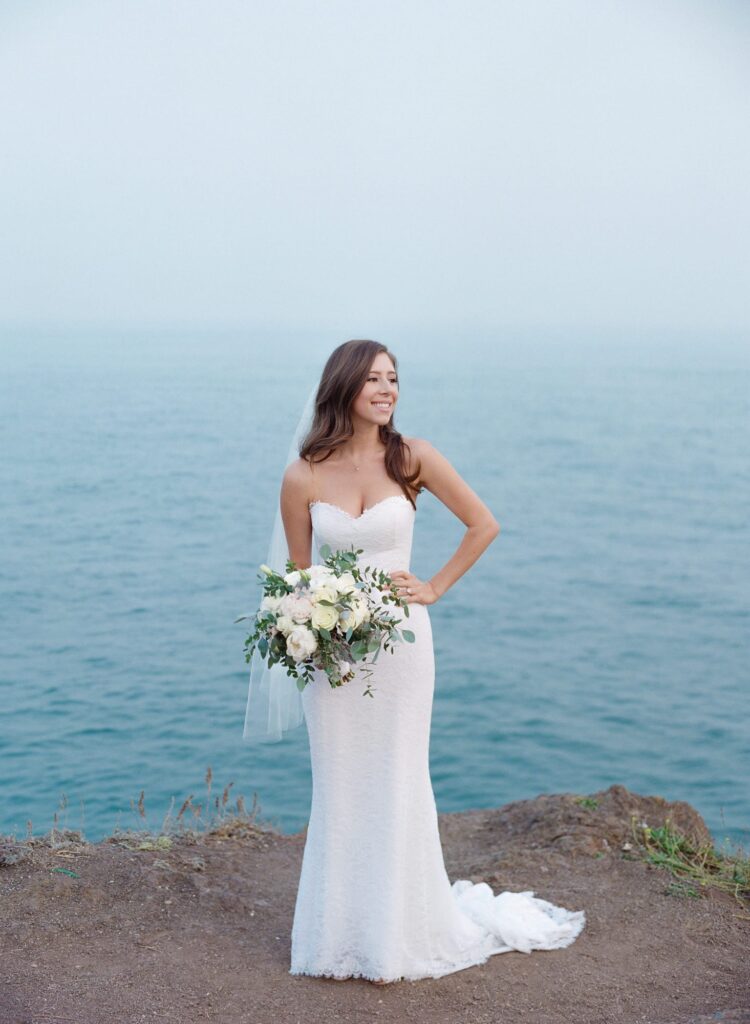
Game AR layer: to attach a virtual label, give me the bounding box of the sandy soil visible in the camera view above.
[1,783,748,1024]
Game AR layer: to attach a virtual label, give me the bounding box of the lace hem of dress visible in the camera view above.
[289,966,408,983]
[289,935,502,984]
[289,956,490,984]
[289,884,587,983]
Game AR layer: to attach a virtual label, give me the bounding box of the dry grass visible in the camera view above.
[0,765,282,863]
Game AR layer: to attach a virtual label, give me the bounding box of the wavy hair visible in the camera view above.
[298,339,422,510]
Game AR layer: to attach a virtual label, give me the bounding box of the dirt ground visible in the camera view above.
[1,783,748,1024]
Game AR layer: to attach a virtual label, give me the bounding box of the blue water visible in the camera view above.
[1,328,748,854]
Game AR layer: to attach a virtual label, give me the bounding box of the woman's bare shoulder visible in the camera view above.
[402,436,439,460]
[283,456,313,483]
[403,435,427,446]
[401,437,441,493]
[281,456,316,500]
[402,436,458,486]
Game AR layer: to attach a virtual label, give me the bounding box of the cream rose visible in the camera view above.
[275,614,296,637]
[346,593,370,629]
[286,625,318,662]
[308,565,336,587]
[334,571,357,596]
[310,602,339,632]
[311,584,338,606]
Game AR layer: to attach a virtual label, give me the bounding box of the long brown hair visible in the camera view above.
[299,339,423,509]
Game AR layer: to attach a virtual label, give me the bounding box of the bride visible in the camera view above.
[248,338,585,985]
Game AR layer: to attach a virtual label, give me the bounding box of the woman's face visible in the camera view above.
[351,352,399,427]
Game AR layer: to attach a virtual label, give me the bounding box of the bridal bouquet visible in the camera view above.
[235,543,415,697]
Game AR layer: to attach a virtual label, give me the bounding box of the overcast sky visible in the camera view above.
[0,0,748,336]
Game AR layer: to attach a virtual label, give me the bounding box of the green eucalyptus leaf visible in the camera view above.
[349,640,368,661]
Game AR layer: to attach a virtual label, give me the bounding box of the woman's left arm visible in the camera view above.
[390,438,500,605]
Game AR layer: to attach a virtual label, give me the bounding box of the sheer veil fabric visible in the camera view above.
[242,379,318,744]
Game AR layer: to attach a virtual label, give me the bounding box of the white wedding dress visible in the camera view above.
[290,493,585,982]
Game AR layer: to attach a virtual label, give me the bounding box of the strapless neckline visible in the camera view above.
[309,493,412,522]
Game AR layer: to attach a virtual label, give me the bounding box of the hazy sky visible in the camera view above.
[1,0,748,335]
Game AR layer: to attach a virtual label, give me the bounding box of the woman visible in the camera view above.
[269,339,586,983]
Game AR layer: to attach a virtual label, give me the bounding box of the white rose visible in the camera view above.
[307,563,334,582]
[286,625,318,662]
[311,602,339,631]
[261,593,284,614]
[311,584,338,606]
[283,569,302,587]
[334,571,357,596]
[346,593,370,629]
[275,614,296,637]
[308,569,337,593]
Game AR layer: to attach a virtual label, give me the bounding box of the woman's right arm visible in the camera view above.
[279,458,314,570]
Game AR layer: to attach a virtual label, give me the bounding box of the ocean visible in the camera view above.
[1,327,748,853]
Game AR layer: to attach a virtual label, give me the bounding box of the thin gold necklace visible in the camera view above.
[348,442,384,471]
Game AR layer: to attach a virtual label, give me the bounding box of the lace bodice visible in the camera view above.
[309,493,416,573]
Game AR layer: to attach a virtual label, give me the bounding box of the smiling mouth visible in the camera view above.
[372,402,392,409]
